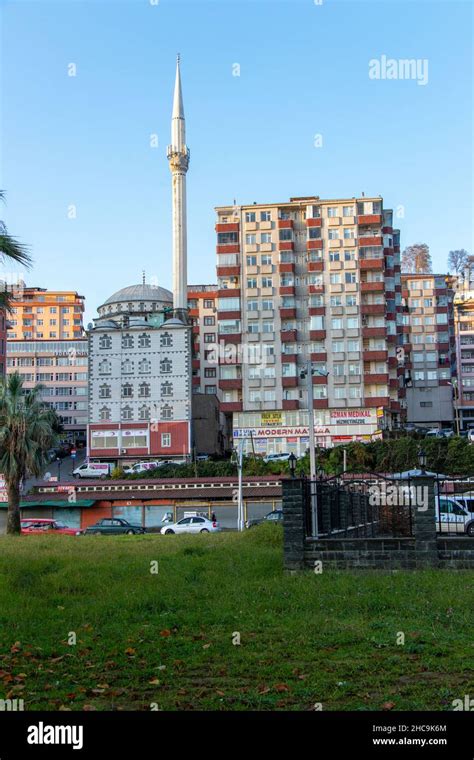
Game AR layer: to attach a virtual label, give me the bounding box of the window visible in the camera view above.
[218,231,238,244]
[279,229,293,241]
[332,341,344,353]
[139,382,151,398]
[328,229,339,240]
[331,318,343,330]
[260,211,271,221]
[262,321,274,333]
[161,381,173,397]
[99,359,111,375]
[247,300,258,312]
[204,316,215,326]
[247,278,257,289]
[347,317,359,329]
[204,367,216,378]
[330,274,341,285]
[139,333,151,348]
[246,234,256,245]
[248,322,259,334]
[344,250,356,261]
[204,333,216,343]
[122,359,134,374]
[308,227,321,239]
[261,254,272,266]
[329,251,340,261]
[160,357,172,373]
[160,332,173,347]
[245,212,256,223]
[246,255,257,267]
[345,272,357,284]
[99,384,111,399]
[262,277,273,288]
[262,300,274,310]
[122,383,133,398]
[139,358,151,374]
[122,334,134,349]
[343,206,354,217]
[161,405,173,420]
[333,363,345,377]
[204,299,214,309]
[327,207,338,217]
[313,385,328,399]
[349,386,361,398]
[99,406,111,421]
[346,295,357,306]
[348,340,360,352]
[261,233,272,244]
[334,387,346,399]
[205,385,217,395]
[122,406,133,421]
[139,405,150,420]
[161,433,171,447]
[349,363,360,376]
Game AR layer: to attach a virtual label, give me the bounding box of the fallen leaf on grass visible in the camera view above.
[10,642,21,654]
[202,643,211,650]
[274,683,290,693]
[382,701,396,710]
[124,648,136,657]
[160,630,171,638]
[148,678,161,686]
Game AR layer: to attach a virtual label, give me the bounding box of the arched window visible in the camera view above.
[122,383,133,398]
[139,358,151,374]
[161,381,173,397]
[160,357,172,374]
[99,384,111,399]
[161,404,173,420]
[122,359,134,374]
[160,332,172,348]
[139,382,150,398]
[122,334,134,349]
[99,406,111,421]
[99,334,111,350]
[139,405,150,421]
[121,405,133,421]
[99,359,111,375]
[139,333,151,348]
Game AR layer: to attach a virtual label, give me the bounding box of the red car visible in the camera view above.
[21,518,80,535]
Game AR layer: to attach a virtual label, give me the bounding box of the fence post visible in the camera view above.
[412,475,438,567]
[282,478,306,571]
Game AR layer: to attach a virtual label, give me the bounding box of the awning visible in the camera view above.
[0,500,97,509]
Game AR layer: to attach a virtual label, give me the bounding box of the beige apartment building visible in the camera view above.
[453,284,474,431]
[215,196,403,455]
[187,285,219,396]
[401,274,456,429]
[6,284,88,443]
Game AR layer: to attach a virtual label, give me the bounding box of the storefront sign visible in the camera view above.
[261,412,283,426]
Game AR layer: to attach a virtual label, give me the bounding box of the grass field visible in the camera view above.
[0,526,472,711]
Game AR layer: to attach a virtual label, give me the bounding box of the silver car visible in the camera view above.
[160,515,220,535]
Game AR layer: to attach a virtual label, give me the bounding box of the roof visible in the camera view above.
[0,499,96,509]
[102,284,173,306]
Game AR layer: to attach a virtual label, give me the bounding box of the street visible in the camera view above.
[22,448,87,494]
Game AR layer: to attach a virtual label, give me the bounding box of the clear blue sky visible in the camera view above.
[0,0,472,324]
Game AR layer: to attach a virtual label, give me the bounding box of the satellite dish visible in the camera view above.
[87,322,93,330]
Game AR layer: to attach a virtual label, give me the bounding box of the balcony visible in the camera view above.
[280,307,297,319]
[311,352,327,361]
[359,236,383,247]
[307,218,322,227]
[307,239,323,250]
[217,244,240,255]
[192,359,200,369]
[361,281,384,293]
[364,373,389,384]
[218,288,240,298]
[279,241,294,251]
[220,402,243,413]
[309,307,325,316]
[279,263,295,274]
[192,377,200,387]
[281,329,298,343]
[278,219,294,229]
[218,333,241,345]
[313,399,329,409]
[363,350,388,362]
[360,258,384,270]
[312,375,328,384]
[217,266,240,277]
[217,310,241,321]
[216,222,239,233]
[358,214,382,225]
[219,379,242,390]
[282,377,298,388]
[279,285,296,296]
[282,352,298,363]
[310,330,326,341]
[282,399,299,410]
[364,396,389,408]
[362,327,386,338]
[361,304,385,315]
[308,261,324,272]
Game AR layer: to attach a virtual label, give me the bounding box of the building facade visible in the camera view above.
[87,284,193,461]
[453,285,474,431]
[401,274,456,429]
[6,284,88,441]
[214,196,402,455]
[187,284,218,395]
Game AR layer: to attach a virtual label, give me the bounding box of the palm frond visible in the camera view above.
[0,234,32,268]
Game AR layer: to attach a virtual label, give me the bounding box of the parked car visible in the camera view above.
[158,458,188,468]
[122,461,160,474]
[436,496,474,536]
[263,453,294,464]
[425,429,444,438]
[73,462,112,479]
[467,429,474,443]
[161,515,220,535]
[246,509,284,529]
[21,518,81,536]
[195,454,210,462]
[83,518,147,535]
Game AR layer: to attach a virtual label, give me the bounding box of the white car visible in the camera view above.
[160,515,220,535]
[467,430,474,443]
[263,452,293,463]
[123,461,159,474]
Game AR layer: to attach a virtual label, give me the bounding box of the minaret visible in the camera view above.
[167,55,190,316]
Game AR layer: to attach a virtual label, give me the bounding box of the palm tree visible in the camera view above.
[0,190,32,310]
[0,373,58,534]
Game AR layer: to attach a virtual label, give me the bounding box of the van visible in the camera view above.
[436,495,474,536]
[72,462,111,480]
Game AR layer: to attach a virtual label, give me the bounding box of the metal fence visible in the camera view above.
[303,475,415,539]
[435,477,474,537]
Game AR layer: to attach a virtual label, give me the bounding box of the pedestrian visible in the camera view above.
[211,511,216,523]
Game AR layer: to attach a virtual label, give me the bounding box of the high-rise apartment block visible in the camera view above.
[401,274,456,428]
[6,284,88,442]
[453,285,474,431]
[215,196,402,455]
[187,285,218,396]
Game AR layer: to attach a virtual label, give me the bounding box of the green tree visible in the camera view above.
[0,190,32,311]
[0,373,58,534]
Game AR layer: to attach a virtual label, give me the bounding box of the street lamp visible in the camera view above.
[288,452,297,479]
[418,449,427,473]
[56,457,62,482]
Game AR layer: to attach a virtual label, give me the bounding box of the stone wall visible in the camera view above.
[282,477,474,571]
